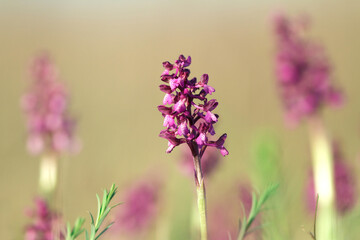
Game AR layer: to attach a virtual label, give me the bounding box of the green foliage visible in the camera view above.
[66,218,85,240]
[65,184,120,240]
[237,184,278,240]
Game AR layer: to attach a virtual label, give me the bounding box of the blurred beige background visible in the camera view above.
[1,0,360,239]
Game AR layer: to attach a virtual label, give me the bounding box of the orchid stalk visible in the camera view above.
[157,55,228,240]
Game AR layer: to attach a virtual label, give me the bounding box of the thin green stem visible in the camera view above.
[193,154,208,240]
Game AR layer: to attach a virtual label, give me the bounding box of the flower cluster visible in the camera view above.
[273,14,342,125]
[158,55,228,157]
[113,180,160,234]
[306,142,357,214]
[21,55,78,155]
[25,198,64,240]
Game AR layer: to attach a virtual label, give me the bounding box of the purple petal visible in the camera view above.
[163,94,173,105]
[177,121,189,136]
[166,142,176,153]
[196,133,207,147]
[205,111,218,123]
[159,85,172,94]
[173,99,186,113]
[201,74,209,85]
[204,85,215,95]
[204,99,218,112]
[158,105,172,115]
[170,78,180,90]
[163,115,176,129]
[220,147,229,156]
[163,61,173,70]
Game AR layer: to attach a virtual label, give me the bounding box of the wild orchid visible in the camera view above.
[158,54,228,240]
[21,54,79,196]
[273,13,342,240]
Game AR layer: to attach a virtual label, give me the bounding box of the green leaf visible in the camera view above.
[89,212,95,225]
[85,230,89,240]
[95,222,115,240]
[237,184,278,240]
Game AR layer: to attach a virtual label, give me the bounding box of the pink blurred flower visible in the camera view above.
[113,179,161,235]
[273,14,343,126]
[21,54,79,155]
[25,198,64,240]
[306,143,357,214]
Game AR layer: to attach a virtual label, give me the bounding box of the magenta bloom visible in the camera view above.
[113,180,160,234]
[158,55,228,157]
[306,143,356,214]
[273,14,342,125]
[180,146,221,178]
[25,198,64,240]
[21,54,78,155]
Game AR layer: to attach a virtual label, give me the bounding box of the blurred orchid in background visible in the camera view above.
[112,178,161,236]
[25,198,64,240]
[21,54,79,155]
[273,14,342,126]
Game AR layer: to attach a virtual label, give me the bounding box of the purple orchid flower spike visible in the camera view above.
[273,14,343,126]
[157,55,228,158]
[158,55,228,240]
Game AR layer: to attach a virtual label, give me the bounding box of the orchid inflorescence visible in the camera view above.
[21,54,78,155]
[158,55,228,158]
[273,14,342,125]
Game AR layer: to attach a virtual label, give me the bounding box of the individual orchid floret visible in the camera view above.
[21,54,79,155]
[25,198,64,240]
[158,55,228,157]
[306,142,356,215]
[112,179,161,235]
[273,14,343,125]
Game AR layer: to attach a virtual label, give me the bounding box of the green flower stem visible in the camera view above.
[190,200,200,240]
[308,116,336,240]
[193,154,208,240]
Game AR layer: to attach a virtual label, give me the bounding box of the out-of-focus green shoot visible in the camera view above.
[251,132,281,187]
[65,184,121,240]
[66,218,85,240]
[251,132,291,240]
[237,184,278,240]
